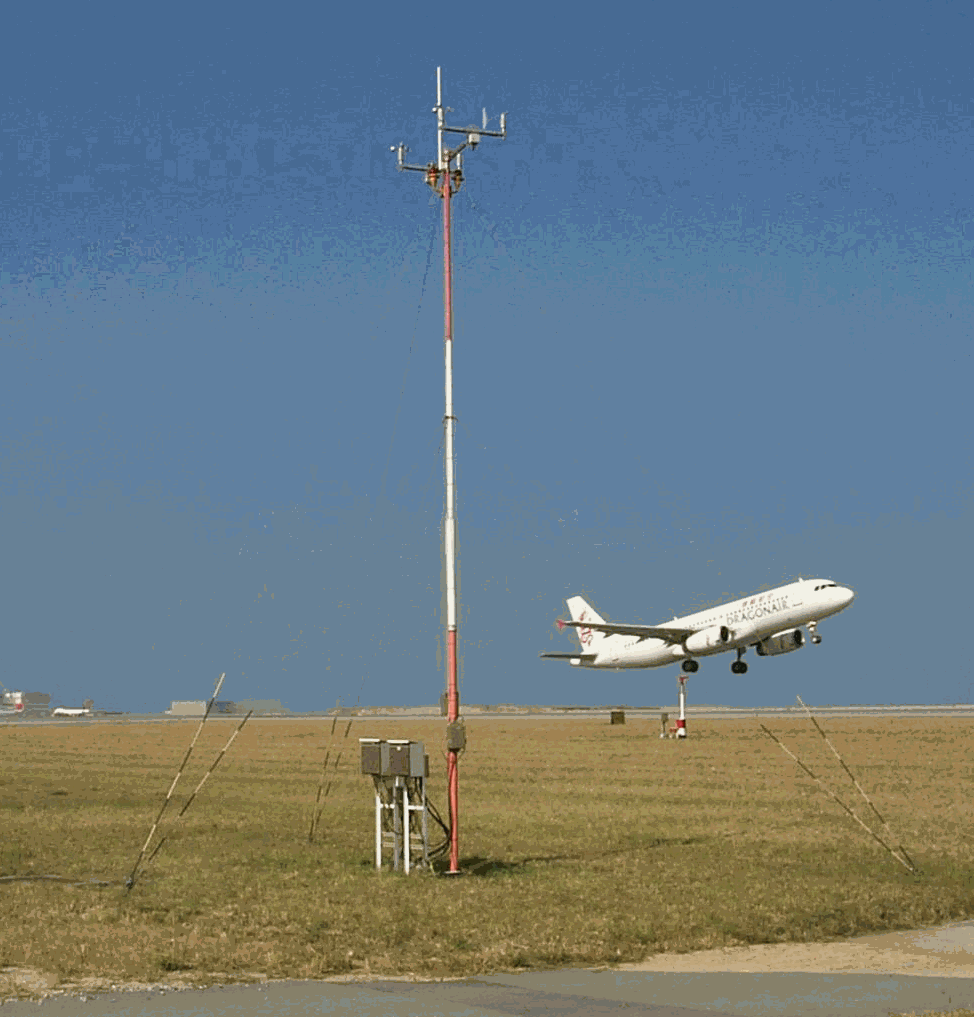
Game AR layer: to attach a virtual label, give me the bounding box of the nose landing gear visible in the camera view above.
[807,621,822,645]
[730,649,748,675]
[681,659,699,673]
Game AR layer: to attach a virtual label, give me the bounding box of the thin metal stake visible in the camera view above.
[145,710,253,866]
[126,673,225,890]
[796,696,919,873]
[310,710,357,841]
[759,723,915,873]
[309,701,341,842]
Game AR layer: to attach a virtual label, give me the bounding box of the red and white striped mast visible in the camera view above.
[392,68,506,874]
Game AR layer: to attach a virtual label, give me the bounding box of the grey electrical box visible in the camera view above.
[446,721,466,752]
[360,738,427,777]
[360,738,389,775]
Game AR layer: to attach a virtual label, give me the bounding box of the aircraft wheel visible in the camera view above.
[731,660,748,675]
[682,659,699,673]
[811,634,822,645]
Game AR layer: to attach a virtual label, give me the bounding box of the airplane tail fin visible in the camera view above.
[565,596,608,652]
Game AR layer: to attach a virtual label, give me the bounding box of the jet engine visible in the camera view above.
[755,629,805,656]
[685,625,731,654]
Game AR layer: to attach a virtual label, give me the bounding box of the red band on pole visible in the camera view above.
[447,629,458,723]
[447,628,459,872]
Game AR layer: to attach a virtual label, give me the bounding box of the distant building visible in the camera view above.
[2,691,52,713]
[234,699,290,716]
[167,700,207,716]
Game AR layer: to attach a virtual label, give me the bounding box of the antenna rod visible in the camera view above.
[390,67,506,875]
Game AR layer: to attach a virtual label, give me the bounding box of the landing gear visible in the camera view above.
[681,659,699,673]
[730,648,748,675]
[807,621,822,645]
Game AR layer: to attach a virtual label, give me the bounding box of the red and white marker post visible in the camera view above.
[676,675,688,739]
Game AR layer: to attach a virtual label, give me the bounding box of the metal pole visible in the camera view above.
[403,778,412,874]
[421,776,429,868]
[677,676,687,739]
[436,66,444,175]
[390,67,506,878]
[144,709,253,868]
[126,672,225,890]
[393,777,403,871]
[375,786,382,870]
[441,150,461,874]
[759,723,915,873]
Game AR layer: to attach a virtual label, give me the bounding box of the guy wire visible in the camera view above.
[379,211,438,502]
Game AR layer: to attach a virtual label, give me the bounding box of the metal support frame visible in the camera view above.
[372,775,430,873]
[362,738,431,872]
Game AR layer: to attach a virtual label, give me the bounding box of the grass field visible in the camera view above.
[1,714,972,995]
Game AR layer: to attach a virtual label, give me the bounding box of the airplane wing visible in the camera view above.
[539,652,598,662]
[559,620,695,643]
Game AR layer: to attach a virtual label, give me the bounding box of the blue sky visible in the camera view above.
[1,2,971,711]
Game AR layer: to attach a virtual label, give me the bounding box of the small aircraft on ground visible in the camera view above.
[540,578,854,674]
[52,698,94,718]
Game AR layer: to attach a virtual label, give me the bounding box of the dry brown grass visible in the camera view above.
[893,1012,974,1017]
[1,715,972,994]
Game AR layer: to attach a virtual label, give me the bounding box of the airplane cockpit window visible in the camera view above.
[814,583,838,591]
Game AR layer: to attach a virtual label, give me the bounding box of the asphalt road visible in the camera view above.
[1,967,972,1017]
[6,704,974,726]
[7,919,974,1014]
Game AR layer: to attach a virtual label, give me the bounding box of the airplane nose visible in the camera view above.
[842,586,855,606]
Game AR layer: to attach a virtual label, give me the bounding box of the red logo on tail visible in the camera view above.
[578,611,593,646]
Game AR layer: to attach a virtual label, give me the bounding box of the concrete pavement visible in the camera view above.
[0,969,970,1017]
[6,919,974,1016]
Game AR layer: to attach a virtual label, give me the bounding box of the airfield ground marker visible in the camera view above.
[676,675,688,738]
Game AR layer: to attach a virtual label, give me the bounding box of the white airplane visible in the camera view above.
[540,578,854,674]
[52,698,94,718]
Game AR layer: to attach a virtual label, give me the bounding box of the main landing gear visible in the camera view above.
[681,659,699,673]
[730,649,748,675]
[807,621,822,645]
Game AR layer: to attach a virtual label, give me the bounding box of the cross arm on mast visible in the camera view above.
[389,144,433,174]
[440,113,507,142]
